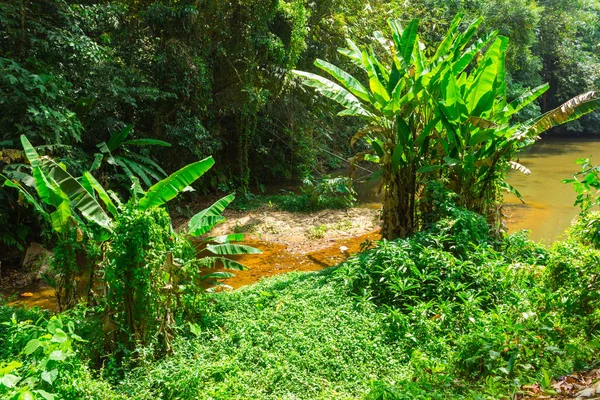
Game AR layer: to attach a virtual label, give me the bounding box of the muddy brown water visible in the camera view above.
[504,137,600,243]
[4,137,599,310]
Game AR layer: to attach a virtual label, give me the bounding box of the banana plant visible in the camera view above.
[3,135,113,234]
[293,15,600,238]
[115,157,261,283]
[91,124,171,188]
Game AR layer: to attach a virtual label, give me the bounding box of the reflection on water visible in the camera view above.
[505,137,600,243]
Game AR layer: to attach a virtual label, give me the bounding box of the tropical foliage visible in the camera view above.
[293,15,600,239]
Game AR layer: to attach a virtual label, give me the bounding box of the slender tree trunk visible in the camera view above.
[381,165,414,240]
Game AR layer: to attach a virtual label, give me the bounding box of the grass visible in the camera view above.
[118,270,410,399]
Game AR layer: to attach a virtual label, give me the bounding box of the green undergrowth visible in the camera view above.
[1,213,600,399]
[232,175,357,212]
[231,192,354,212]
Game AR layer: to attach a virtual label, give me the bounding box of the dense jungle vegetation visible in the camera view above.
[1,0,600,399]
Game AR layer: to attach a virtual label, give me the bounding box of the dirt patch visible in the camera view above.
[209,205,381,254]
[193,205,383,289]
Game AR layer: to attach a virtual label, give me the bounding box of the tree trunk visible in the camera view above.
[381,165,414,240]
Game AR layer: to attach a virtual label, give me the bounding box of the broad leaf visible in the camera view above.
[207,244,262,255]
[315,59,372,102]
[20,135,41,168]
[82,172,118,217]
[122,139,171,147]
[525,91,600,136]
[138,157,215,210]
[292,70,373,118]
[107,124,133,151]
[46,160,112,230]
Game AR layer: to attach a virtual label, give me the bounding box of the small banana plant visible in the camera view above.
[91,124,171,188]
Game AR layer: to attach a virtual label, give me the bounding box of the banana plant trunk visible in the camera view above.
[381,165,416,240]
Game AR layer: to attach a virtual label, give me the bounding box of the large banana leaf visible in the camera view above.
[20,135,41,168]
[503,83,549,117]
[47,160,113,231]
[525,91,600,136]
[188,194,235,236]
[315,59,372,103]
[291,70,373,118]
[107,124,133,151]
[82,172,118,217]
[206,244,262,255]
[138,157,215,210]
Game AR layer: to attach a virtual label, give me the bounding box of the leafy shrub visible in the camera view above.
[301,175,357,209]
[105,203,196,348]
[503,230,548,265]
[544,239,600,321]
[422,182,490,258]
[563,157,600,247]
[0,314,113,400]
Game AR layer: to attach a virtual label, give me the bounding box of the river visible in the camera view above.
[504,137,600,243]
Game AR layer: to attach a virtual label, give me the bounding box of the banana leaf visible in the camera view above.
[138,157,215,210]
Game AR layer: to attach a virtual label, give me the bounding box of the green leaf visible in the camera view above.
[211,233,244,244]
[207,244,262,255]
[90,153,104,171]
[19,390,34,400]
[47,161,112,230]
[51,328,68,344]
[432,14,464,61]
[107,124,133,151]
[116,156,152,187]
[188,322,202,338]
[41,369,58,385]
[201,272,235,281]
[35,390,57,400]
[23,339,41,355]
[315,59,372,103]
[49,350,67,361]
[188,194,235,236]
[292,70,373,118]
[362,51,391,105]
[399,19,419,64]
[453,31,498,75]
[504,83,549,117]
[20,135,41,168]
[188,215,225,237]
[466,37,508,114]
[371,140,384,157]
[82,172,118,217]
[1,373,20,388]
[122,139,171,147]
[138,157,215,210]
[417,165,443,174]
[0,361,22,375]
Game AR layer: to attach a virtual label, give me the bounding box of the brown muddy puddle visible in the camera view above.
[1,230,381,310]
[1,283,57,311]
[207,231,380,290]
